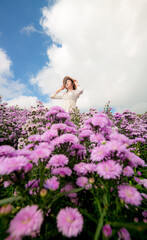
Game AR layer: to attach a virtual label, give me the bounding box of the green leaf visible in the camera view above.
[0,196,22,206]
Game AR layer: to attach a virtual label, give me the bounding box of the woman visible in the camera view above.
[51,76,84,112]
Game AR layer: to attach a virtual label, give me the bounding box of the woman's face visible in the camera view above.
[65,79,73,89]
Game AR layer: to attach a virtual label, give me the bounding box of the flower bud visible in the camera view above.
[0,204,12,215]
[89,178,95,184]
[40,188,47,197]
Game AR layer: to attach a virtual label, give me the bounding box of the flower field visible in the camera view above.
[0,101,147,240]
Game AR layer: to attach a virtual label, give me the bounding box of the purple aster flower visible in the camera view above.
[90,133,105,144]
[71,143,86,151]
[110,132,132,146]
[118,185,142,206]
[125,151,145,167]
[0,145,15,157]
[91,113,108,128]
[3,180,12,188]
[134,137,145,143]
[141,193,147,199]
[45,109,58,116]
[59,134,79,144]
[123,166,134,177]
[134,177,141,184]
[96,160,122,179]
[51,123,67,131]
[30,148,51,163]
[56,112,70,120]
[41,129,58,141]
[44,176,59,191]
[137,171,141,176]
[102,224,112,237]
[48,154,69,167]
[61,183,77,198]
[28,134,42,142]
[0,204,12,215]
[118,228,131,240]
[8,205,43,238]
[142,210,147,218]
[105,140,126,155]
[73,163,88,175]
[50,106,66,112]
[76,177,88,187]
[52,167,72,177]
[25,179,40,189]
[78,130,93,139]
[140,179,147,189]
[56,207,83,237]
[84,163,98,173]
[90,145,107,162]
[0,156,29,175]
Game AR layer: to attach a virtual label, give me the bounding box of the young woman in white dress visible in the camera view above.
[51,76,84,112]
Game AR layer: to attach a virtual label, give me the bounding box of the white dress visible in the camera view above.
[51,85,84,112]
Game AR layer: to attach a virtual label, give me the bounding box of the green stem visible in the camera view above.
[94,208,106,240]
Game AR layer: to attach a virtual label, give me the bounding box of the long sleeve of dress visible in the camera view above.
[50,92,63,99]
[75,85,84,98]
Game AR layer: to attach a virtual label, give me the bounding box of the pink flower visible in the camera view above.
[61,183,77,198]
[73,163,88,175]
[102,224,112,237]
[78,130,93,138]
[44,176,59,191]
[142,210,147,218]
[141,193,147,199]
[59,134,79,144]
[0,204,12,215]
[118,228,131,240]
[118,185,142,206]
[0,156,29,175]
[105,140,126,154]
[125,151,145,167]
[140,179,147,189]
[57,207,83,237]
[90,145,107,162]
[137,171,141,176]
[41,129,58,141]
[90,133,105,144]
[0,145,15,157]
[52,167,72,177]
[56,112,70,120]
[48,154,69,167]
[96,160,122,179]
[76,177,88,187]
[8,205,43,238]
[123,166,134,177]
[91,114,108,128]
[30,148,51,163]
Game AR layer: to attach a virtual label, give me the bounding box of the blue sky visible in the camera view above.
[0,0,55,103]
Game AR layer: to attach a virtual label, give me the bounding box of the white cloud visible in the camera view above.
[0,48,25,99]
[20,23,43,36]
[30,0,147,114]
[6,96,39,109]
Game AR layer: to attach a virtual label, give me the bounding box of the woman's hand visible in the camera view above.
[74,80,78,87]
[55,85,65,94]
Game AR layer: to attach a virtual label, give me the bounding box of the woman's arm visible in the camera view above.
[50,85,65,99]
[74,80,84,97]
